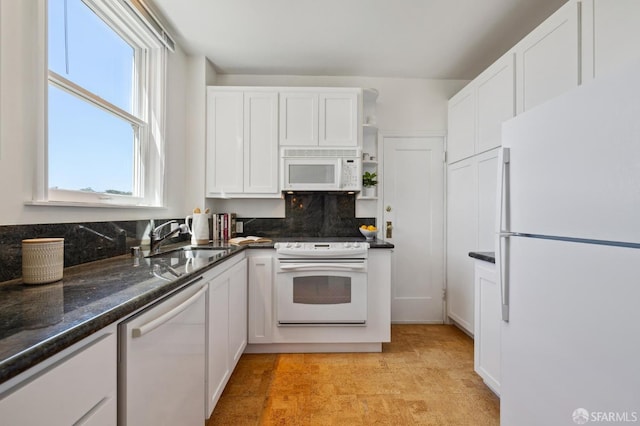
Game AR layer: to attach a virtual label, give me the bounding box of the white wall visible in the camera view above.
[207,75,467,217]
[0,1,190,226]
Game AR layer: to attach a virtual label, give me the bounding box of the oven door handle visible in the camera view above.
[279,263,366,272]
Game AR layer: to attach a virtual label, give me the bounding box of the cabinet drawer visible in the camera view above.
[0,332,116,425]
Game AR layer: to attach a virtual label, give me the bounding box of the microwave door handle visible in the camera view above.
[336,159,343,189]
[279,263,365,272]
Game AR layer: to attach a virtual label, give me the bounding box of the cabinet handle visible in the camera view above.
[386,221,392,239]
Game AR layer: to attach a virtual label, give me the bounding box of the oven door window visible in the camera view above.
[292,275,351,304]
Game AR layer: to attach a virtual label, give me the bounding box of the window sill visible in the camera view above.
[25,200,167,209]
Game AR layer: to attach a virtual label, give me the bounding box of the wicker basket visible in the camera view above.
[22,238,64,284]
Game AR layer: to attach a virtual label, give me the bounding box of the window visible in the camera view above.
[43,0,167,206]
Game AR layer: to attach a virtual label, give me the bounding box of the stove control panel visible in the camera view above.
[274,242,369,257]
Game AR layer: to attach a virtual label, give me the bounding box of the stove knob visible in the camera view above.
[344,242,352,248]
[353,242,360,248]
[294,242,302,248]
[286,242,293,249]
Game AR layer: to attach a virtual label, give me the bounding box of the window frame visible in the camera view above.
[35,0,168,208]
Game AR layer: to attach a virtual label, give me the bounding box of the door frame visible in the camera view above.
[379,131,448,324]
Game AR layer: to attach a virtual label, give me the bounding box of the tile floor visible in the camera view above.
[207,324,499,425]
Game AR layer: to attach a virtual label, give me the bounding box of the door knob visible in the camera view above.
[386,221,392,238]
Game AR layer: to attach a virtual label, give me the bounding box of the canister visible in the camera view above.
[22,238,64,284]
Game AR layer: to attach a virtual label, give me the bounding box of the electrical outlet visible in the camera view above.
[170,222,179,232]
[236,221,243,234]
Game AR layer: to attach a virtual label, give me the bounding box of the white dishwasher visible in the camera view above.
[119,277,207,426]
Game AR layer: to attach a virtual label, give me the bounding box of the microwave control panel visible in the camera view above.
[341,159,361,190]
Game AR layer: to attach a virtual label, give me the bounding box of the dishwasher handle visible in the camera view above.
[132,279,206,338]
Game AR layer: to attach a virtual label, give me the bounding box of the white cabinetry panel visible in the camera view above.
[447,87,475,164]
[248,253,274,344]
[476,149,499,251]
[206,91,244,194]
[319,92,358,146]
[592,0,640,78]
[476,54,515,153]
[279,92,319,146]
[206,256,248,417]
[474,260,500,395]
[516,1,580,113]
[0,330,117,425]
[244,92,279,194]
[446,158,477,333]
[206,88,279,198]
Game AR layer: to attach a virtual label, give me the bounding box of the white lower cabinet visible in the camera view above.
[206,256,248,417]
[446,149,499,335]
[0,327,117,425]
[248,252,274,344]
[473,260,501,396]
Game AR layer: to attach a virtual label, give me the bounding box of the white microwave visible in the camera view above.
[281,147,361,191]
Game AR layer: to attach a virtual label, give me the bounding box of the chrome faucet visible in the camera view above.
[149,220,188,253]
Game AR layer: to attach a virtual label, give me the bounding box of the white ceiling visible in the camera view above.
[149,0,567,80]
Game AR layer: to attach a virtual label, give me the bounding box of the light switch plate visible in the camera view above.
[236,221,243,233]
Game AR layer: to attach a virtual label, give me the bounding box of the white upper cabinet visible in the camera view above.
[244,92,279,194]
[447,52,515,164]
[279,92,319,146]
[319,92,359,146]
[206,91,244,194]
[279,89,359,147]
[515,1,580,113]
[476,54,515,153]
[447,86,475,164]
[585,0,640,79]
[206,88,279,198]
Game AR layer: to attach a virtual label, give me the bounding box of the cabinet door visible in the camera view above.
[0,332,116,425]
[592,0,640,78]
[207,272,230,415]
[446,158,477,334]
[447,86,475,164]
[228,259,248,366]
[279,92,318,146]
[476,54,515,153]
[477,149,499,251]
[206,90,244,194]
[244,92,279,193]
[474,261,500,395]
[516,1,580,113]
[248,254,273,344]
[319,92,358,146]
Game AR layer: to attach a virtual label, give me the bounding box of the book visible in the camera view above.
[228,236,272,246]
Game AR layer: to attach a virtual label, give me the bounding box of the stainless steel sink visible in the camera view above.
[146,246,232,280]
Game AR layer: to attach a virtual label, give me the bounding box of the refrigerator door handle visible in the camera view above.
[496,147,511,322]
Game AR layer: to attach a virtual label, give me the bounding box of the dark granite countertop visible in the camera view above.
[0,237,393,385]
[468,251,496,263]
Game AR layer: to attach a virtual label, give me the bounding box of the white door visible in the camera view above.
[382,136,445,323]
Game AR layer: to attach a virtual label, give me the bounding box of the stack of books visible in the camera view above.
[212,213,236,241]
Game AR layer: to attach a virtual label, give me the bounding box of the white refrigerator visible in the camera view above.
[497,60,640,425]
